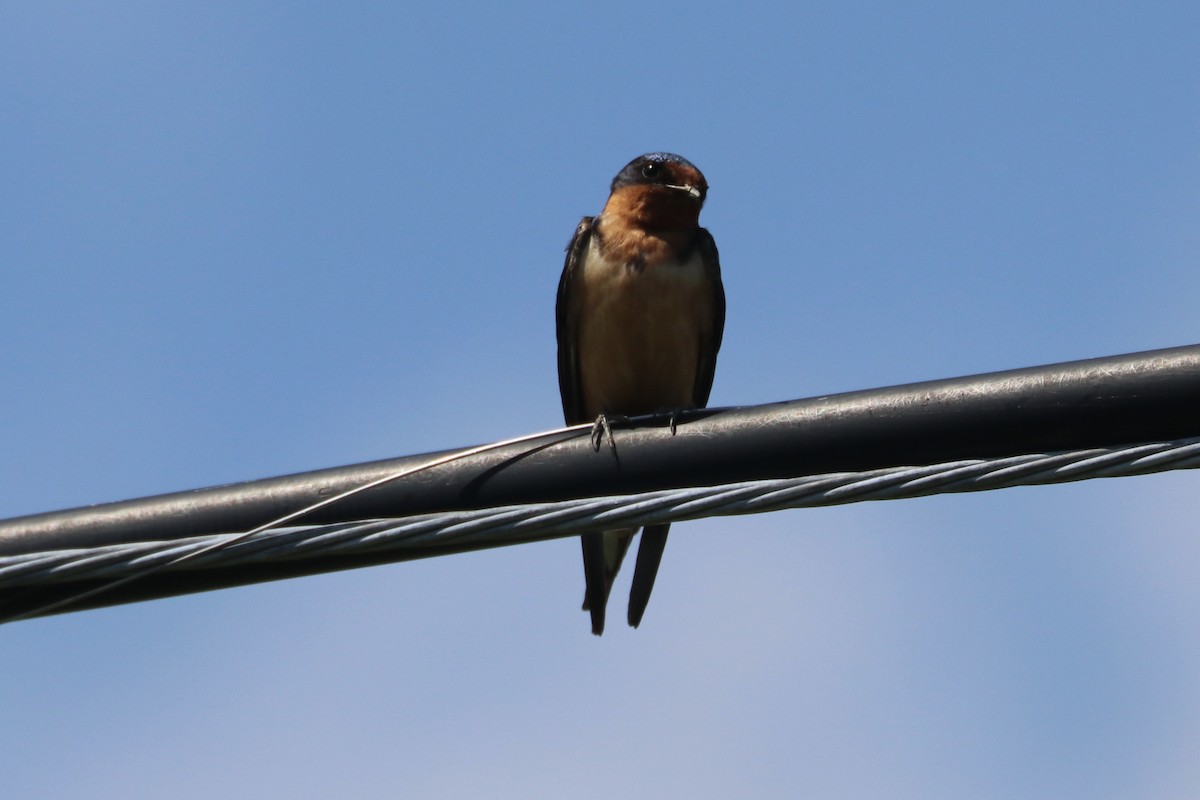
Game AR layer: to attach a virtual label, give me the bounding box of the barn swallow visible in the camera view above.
[556,152,725,635]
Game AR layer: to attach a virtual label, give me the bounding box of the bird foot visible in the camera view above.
[650,409,684,435]
[589,413,630,453]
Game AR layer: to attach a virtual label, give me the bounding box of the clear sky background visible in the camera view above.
[3,3,1200,798]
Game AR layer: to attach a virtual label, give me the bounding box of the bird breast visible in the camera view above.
[575,235,711,418]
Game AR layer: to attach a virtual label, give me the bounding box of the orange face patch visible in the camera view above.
[603,177,702,223]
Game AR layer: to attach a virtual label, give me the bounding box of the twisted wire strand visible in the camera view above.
[3,436,1199,592]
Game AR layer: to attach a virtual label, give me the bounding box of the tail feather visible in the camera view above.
[627,524,670,628]
[580,529,635,635]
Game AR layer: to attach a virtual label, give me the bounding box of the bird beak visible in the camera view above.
[666,183,703,200]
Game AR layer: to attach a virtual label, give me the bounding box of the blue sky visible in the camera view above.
[3,2,1200,797]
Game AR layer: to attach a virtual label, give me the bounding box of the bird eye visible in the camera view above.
[640,162,661,179]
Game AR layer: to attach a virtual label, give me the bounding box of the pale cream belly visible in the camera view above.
[576,250,710,419]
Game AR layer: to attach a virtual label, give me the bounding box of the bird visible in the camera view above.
[555,152,725,635]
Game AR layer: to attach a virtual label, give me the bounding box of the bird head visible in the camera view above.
[610,152,708,207]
